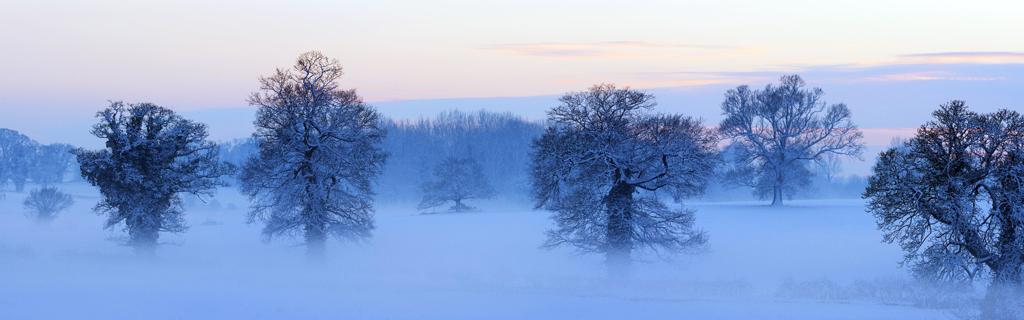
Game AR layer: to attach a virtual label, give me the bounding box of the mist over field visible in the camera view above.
[0,100,1012,319]
[0,185,966,320]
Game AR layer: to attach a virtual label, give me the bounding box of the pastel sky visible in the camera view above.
[1,0,1023,165]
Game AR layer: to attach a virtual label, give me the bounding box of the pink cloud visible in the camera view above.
[860,128,917,146]
[480,41,732,58]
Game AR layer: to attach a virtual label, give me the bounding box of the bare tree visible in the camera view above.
[75,102,233,254]
[864,101,1024,319]
[240,51,387,258]
[23,187,74,222]
[531,84,716,275]
[418,155,496,212]
[719,75,863,205]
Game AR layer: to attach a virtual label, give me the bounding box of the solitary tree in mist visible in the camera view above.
[75,102,233,254]
[864,101,1024,319]
[0,128,38,191]
[23,187,74,222]
[418,155,496,212]
[30,143,75,186]
[719,75,863,206]
[531,84,717,275]
[240,51,387,258]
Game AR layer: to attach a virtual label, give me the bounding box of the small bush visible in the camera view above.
[23,187,74,222]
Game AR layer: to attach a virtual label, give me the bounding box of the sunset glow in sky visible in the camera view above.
[3,0,1022,105]
[1,0,1023,152]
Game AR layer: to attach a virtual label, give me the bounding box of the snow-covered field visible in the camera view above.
[0,183,973,319]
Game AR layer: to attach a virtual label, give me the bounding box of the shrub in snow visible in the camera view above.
[719,75,864,206]
[23,187,73,222]
[74,102,233,254]
[530,84,717,275]
[240,51,386,258]
[864,100,1024,319]
[418,155,496,212]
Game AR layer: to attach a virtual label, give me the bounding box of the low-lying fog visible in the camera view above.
[0,183,976,319]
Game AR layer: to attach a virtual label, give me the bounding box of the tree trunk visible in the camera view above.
[770,185,783,206]
[299,150,325,260]
[983,192,1023,319]
[38,210,57,222]
[982,266,1023,320]
[605,181,635,278]
[451,199,469,212]
[128,224,159,256]
[305,221,326,260]
[124,200,162,256]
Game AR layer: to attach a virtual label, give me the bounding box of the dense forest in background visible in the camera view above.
[379,110,542,202]
[1,109,866,203]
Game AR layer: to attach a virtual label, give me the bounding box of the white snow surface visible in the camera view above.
[0,183,969,319]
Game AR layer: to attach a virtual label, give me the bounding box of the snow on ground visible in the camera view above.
[0,183,969,319]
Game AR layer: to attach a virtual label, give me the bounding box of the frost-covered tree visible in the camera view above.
[531,84,717,274]
[864,101,1024,318]
[418,155,496,212]
[75,102,233,254]
[23,187,74,222]
[719,75,863,205]
[0,128,38,191]
[30,143,75,186]
[240,51,387,258]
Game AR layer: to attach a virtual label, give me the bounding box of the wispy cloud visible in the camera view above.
[687,52,1024,84]
[619,57,1021,89]
[862,71,1003,82]
[615,70,791,89]
[899,51,1024,64]
[481,41,732,58]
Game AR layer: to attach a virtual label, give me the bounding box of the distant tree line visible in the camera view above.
[0,128,76,191]
[380,110,542,202]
